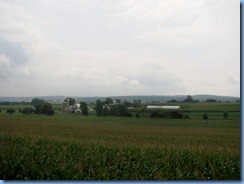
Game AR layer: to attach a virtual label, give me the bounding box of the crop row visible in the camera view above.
[0,136,240,180]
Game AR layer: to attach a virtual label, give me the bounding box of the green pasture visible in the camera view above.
[0,102,240,180]
[131,102,240,119]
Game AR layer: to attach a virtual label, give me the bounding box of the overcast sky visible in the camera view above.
[0,0,240,97]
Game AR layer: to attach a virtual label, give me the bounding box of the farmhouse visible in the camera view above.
[69,104,80,112]
[61,99,81,114]
[146,106,180,109]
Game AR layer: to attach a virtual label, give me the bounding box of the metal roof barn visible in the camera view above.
[146,106,180,109]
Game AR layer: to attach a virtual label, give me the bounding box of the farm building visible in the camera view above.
[69,104,80,112]
[61,98,81,114]
[61,99,70,113]
[146,106,180,109]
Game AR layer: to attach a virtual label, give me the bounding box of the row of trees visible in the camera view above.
[149,111,187,119]
[167,95,237,103]
[167,95,197,103]
[25,98,55,115]
[95,99,132,117]
[149,111,229,120]
[0,101,31,105]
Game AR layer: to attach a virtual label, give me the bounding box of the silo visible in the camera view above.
[66,99,70,113]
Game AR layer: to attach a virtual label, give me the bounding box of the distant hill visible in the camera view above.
[0,95,240,104]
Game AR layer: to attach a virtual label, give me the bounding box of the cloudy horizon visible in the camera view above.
[0,0,240,97]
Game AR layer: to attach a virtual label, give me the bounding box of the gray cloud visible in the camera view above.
[0,39,30,65]
[0,0,240,97]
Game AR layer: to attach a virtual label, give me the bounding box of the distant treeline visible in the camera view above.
[0,101,31,105]
[0,95,240,103]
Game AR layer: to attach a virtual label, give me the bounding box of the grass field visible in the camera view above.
[0,102,240,180]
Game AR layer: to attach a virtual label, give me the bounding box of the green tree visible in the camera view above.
[115,99,121,104]
[82,108,89,116]
[31,98,45,106]
[183,95,193,103]
[80,101,89,116]
[135,112,140,118]
[65,97,75,106]
[168,99,177,103]
[223,111,228,118]
[203,112,208,119]
[116,104,132,117]
[47,109,55,115]
[34,105,42,114]
[34,103,55,115]
[141,105,147,117]
[80,101,88,110]
[104,98,113,105]
[95,99,103,116]
[41,103,53,114]
[23,107,34,114]
[133,100,141,108]
[205,99,217,102]
[109,104,132,117]
[6,109,15,115]
[123,101,133,108]
[103,106,110,116]
[184,114,190,119]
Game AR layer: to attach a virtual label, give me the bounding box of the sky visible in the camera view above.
[0,0,240,97]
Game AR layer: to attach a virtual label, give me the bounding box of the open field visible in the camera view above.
[0,102,240,180]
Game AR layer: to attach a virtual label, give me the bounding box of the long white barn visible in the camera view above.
[147,106,180,109]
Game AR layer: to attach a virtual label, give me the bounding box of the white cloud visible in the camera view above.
[0,0,240,97]
[0,54,16,80]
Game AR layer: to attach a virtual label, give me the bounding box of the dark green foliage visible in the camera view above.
[109,104,132,117]
[183,95,194,103]
[169,111,183,119]
[115,99,121,104]
[149,111,160,118]
[22,107,34,114]
[80,101,88,110]
[133,100,141,108]
[150,111,183,119]
[135,112,140,118]
[65,97,75,106]
[123,101,133,108]
[104,98,113,105]
[205,99,217,102]
[80,101,89,116]
[140,105,147,117]
[203,113,208,120]
[95,100,103,116]
[41,103,52,114]
[82,109,89,116]
[19,109,22,113]
[223,111,228,118]
[34,103,55,115]
[95,100,132,117]
[47,109,55,115]
[184,114,191,119]
[167,99,177,103]
[31,98,45,106]
[34,105,42,114]
[102,106,110,116]
[6,109,15,114]
[31,98,54,115]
